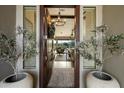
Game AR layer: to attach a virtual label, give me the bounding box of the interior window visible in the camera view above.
[23,6,36,69]
[83,7,96,69]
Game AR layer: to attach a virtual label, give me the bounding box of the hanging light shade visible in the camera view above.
[51,9,66,26]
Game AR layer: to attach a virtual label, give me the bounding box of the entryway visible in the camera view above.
[48,53,74,87]
[39,5,80,88]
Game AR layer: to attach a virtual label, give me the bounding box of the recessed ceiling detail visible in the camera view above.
[48,8,74,16]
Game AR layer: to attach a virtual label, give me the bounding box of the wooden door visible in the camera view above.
[39,5,80,88]
[74,5,80,88]
[39,6,48,88]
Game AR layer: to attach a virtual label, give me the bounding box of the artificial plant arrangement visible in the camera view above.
[77,25,124,74]
[56,45,65,54]
[48,22,56,38]
[0,26,37,75]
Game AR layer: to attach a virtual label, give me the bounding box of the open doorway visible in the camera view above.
[40,5,80,88]
[47,39,75,88]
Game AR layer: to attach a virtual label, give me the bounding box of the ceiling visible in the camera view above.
[47,8,75,39]
[47,8,75,16]
[54,19,74,37]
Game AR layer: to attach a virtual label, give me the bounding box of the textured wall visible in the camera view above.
[0,5,16,81]
[103,5,124,87]
[0,5,16,38]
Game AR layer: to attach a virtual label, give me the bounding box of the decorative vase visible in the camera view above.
[0,72,33,88]
[86,71,120,88]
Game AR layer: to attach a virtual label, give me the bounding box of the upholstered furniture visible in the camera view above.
[56,47,65,54]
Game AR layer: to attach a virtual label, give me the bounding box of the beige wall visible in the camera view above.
[0,5,16,80]
[0,5,16,38]
[103,5,124,87]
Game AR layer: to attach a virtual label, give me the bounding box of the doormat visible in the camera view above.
[47,68,74,88]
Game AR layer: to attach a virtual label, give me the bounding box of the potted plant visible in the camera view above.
[77,25,124,88]
[56,44,65,54]
[0,26,37,88]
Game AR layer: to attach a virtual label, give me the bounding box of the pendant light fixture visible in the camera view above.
[52,8,66,26]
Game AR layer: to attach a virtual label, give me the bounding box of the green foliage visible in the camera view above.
[105,33,124,54]
[48,22,55,38]
[0,26,37,73]
[57,41,75,49]
[23,29,37,60]
[78,25,124,69]
[0,34,17,68]
[63,43,69,48]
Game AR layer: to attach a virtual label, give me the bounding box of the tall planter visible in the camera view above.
[0,72,33,88]
[86,71,120,88]
[0,27,37,88]
[77,25,124,88]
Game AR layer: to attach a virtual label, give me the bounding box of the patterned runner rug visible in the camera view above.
[47,68,74,88]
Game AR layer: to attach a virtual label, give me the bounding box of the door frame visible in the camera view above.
[39,5,80,88]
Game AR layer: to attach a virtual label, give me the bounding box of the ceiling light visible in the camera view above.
[52,8,66,26]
